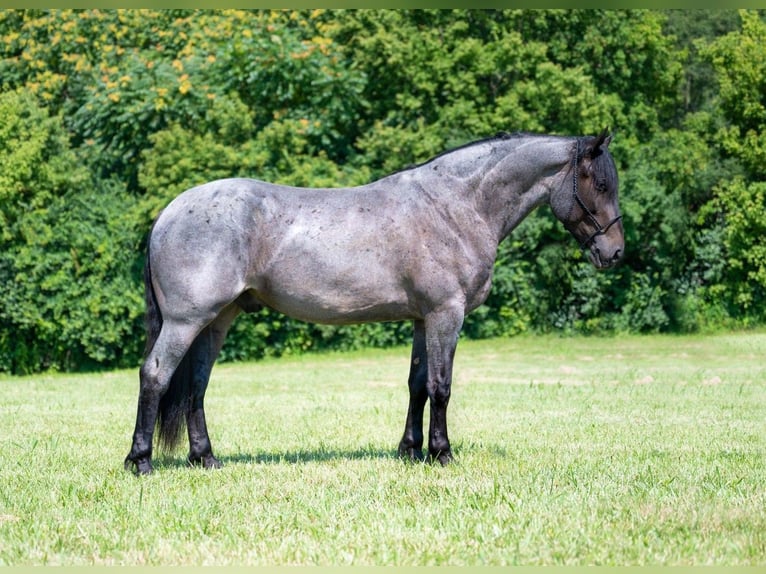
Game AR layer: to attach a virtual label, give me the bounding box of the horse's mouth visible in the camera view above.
[588,246,622,270]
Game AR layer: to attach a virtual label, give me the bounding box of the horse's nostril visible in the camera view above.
[613,249,622,262]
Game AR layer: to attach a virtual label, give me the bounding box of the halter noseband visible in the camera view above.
[570,140,622,250]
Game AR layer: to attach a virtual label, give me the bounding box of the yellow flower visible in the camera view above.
[179,74,191,95]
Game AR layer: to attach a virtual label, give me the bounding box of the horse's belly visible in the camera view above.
[272,298,412,325]
[251,261,415,325]
[255,285,414,325]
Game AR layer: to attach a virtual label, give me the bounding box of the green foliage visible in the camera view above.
[328,10,659,173]
[220,11,366,162]
[0,90,75,240]
[0,91,144,372]
[700,10,766,177]
[1,184,144,373]
[663,9,742,115]
[1,9,765,373]
[612,272,670,333]
[701,179,766,319]
[689,11,766,325]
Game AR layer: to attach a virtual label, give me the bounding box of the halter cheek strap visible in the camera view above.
[570,140,622,250]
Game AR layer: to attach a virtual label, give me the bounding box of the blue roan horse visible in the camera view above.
[125,130,624,474]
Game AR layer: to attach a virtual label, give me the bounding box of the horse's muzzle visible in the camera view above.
[589,243,623,269]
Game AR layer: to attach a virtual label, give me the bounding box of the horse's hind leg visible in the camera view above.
[398,320,428,461]
[125,319,205,475]
[186,304,240,469]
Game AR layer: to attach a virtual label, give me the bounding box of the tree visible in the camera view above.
[0,90,143,372]
[0,9,763,372]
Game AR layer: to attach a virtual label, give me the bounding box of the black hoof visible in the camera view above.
[398,444,425,462]
[428,450,454,466]
[188,453,223,470]
[124,455,153,475]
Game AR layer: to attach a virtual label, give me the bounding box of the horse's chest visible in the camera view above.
[463,260,495,311]
[409,229,496,311]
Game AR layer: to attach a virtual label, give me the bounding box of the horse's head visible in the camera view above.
[553,130,624,269]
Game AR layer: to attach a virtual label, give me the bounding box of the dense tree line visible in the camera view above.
[1,9,764,374]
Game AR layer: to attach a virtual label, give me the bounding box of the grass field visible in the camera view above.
[1,331,765,565]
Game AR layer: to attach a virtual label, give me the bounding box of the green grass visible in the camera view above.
[1,332,765,565]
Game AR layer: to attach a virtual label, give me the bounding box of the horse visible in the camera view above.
[125,129,623,475]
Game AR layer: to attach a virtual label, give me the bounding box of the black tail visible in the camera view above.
[142,232,162,358]
[143,226,193,454]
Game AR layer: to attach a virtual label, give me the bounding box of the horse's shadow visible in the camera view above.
[153,447,399,470]
[223,447,397,466]
[151,440,504,471]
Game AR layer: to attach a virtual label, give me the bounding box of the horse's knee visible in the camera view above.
[139,359,171,398]
[427,379,451,407]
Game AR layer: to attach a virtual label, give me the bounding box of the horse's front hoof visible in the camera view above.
[124,455,153,475]
[428,450,454,466]
[398,443,425,462]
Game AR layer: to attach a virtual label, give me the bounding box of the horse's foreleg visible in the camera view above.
[424,304,464,465]
[186,305,240,469]
[125,321,202,475]
[398,320,428,461]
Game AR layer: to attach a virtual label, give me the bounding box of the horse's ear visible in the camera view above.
[584,128,612,159]
[601,128,613,148]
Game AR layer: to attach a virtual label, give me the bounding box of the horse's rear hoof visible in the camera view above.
[204,455,223,470]
[188,453,223,470]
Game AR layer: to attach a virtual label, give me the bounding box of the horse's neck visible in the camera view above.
[473,137,573,241]
[392,135,573,242]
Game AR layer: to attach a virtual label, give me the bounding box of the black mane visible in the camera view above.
[392,131,546,175]
[386,130,616,195]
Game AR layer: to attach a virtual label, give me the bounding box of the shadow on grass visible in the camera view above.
[146,438,513,471]
[153,446,402,470]
[223,448,399,466]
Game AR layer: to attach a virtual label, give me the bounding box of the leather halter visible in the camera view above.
[570,140,622,249]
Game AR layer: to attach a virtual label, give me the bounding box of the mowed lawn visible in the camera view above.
[0,332,765,565]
